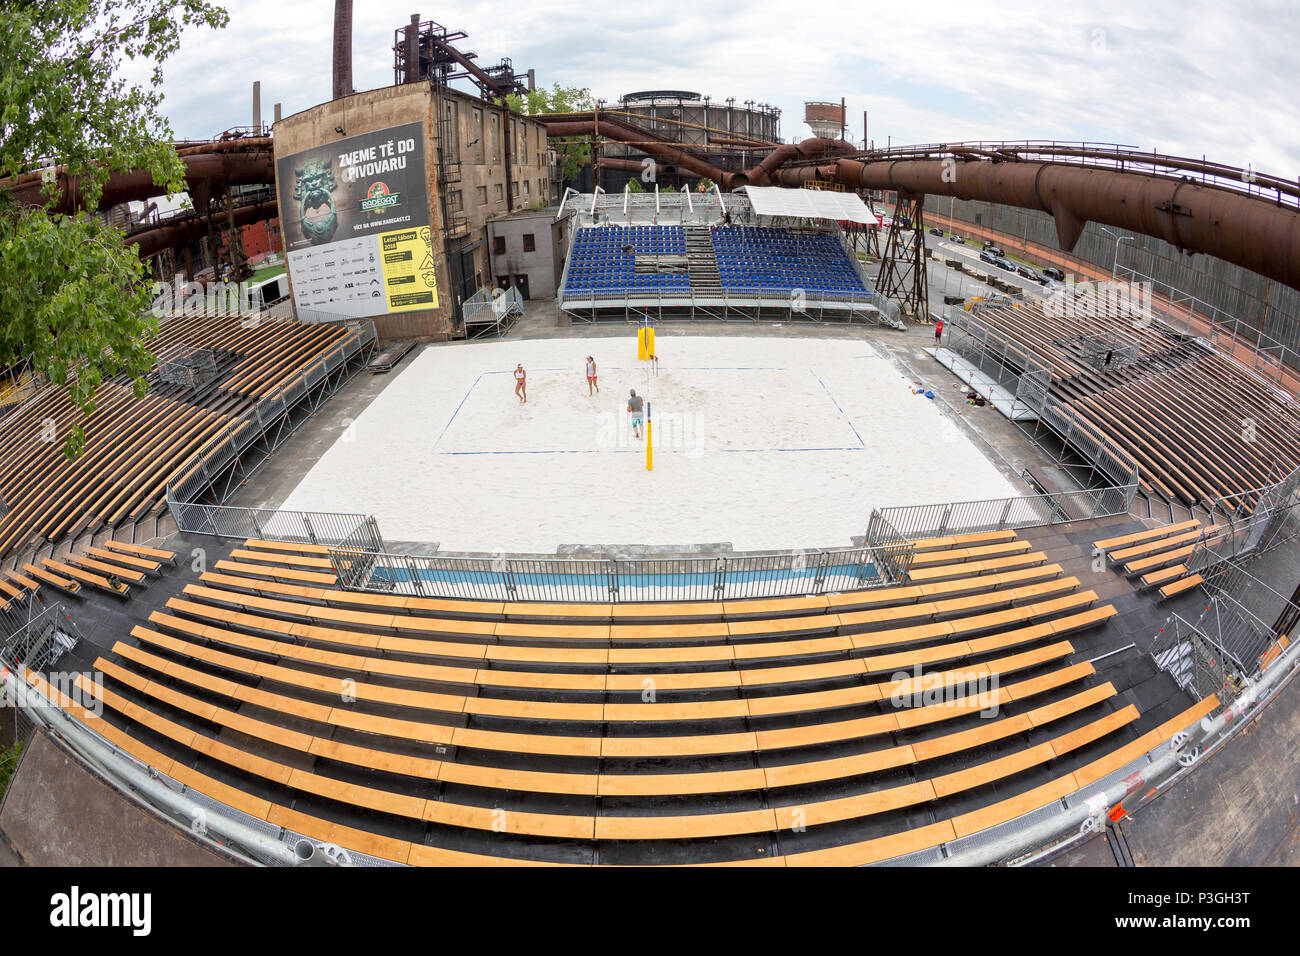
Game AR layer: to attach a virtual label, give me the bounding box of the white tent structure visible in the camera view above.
[738,186,880,226]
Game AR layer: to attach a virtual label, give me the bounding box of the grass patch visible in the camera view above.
[0,740,22,801]
[250,263,286,284]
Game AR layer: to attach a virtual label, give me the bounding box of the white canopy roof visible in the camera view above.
[738,186,878,225]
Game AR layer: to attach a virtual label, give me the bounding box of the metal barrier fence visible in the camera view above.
[168,502,382,550]
[462,286,524,336]
[1,602,82,678]
[869,482,1138,542]
[324,545,912,603]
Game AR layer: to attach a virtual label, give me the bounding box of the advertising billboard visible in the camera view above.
[276,121,439,320]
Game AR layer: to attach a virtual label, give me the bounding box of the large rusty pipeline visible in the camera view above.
[2,148,274,216]
[786,157,1300,292]
[128,199,279,258]
[537,109,1300,293]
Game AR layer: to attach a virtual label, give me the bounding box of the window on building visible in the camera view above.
[523,233,536,252]
[476,185,487,205]
[449,189,463,211]
[523,180,531,196]
[493,235,506,255]
[494,183,504,201]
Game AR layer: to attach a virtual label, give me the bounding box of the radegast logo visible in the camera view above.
[50,886,151,937]
[359,181,402,212]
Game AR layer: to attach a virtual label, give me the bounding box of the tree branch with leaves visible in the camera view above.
[0,0,228,457]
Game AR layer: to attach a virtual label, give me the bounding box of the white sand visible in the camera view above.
[280,335,1022,552]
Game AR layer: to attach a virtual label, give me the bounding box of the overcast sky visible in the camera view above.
[144,0,1297,180]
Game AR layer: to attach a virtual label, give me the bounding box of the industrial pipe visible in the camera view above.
[795,157,1300,292]
[127,198,278,258]
[2,148,274,215]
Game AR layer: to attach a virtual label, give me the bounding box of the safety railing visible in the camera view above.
[1114,265,1300,402]
[324,544,911,603]
[870,482,1139,542]
[168,502,382,550]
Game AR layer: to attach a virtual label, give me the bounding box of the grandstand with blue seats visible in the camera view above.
[556,189,887,323]
[712,226,869,297]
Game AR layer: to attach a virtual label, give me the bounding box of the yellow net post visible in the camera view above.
[646,401,652,471]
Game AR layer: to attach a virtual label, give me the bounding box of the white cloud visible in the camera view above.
[131,0,1298,178]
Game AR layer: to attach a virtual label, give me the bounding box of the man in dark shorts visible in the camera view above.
[627,389,645,439]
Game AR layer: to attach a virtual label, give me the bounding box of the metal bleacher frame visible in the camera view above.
[556,190,891,325]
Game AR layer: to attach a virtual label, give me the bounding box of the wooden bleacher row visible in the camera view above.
[1092,522,1206,601]
[0,316,354,560]
[977,300,1300,513]
[14,528,1221,865]
[13,540,174,601]
[34,530,1140,864]
[29,668,1219,866]
[218,531,1061,624]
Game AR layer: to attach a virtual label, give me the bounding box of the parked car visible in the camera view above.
[951,235,966,244]
[897,217,912,229]
[929,227,943,236]
[982,240,1005,256]
[979,249,999,266]
[995,256,1017,272]
[1015,264,1039,281]
[1042,266,1066,282]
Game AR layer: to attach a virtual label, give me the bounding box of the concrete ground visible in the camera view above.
[0,730,230,867]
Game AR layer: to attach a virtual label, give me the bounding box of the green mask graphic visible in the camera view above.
[294,158,339,244]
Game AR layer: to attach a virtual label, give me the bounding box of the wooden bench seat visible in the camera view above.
[1123,537,1217,576]
[28,662,1217,866]
[229,548,335,569]
[908,540,1031,568]
[1138,563,1188,589]
[42,558,130,598]
[1093,519,1200,553]
[1159,574,1203,600]
[906,551,1047,582]
[4,569,42,592]
[75,665,1133,844]
[103,539,176,564]
[23,562,80,596]
[213,559,337,585]
[64,553,147,585]
[84,545,162,575]
[1109,526,1212,563]
[909,530,1018,553]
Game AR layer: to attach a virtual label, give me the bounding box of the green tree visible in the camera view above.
[626,178,644,193]
[502,82,596,183]
[0,0,229,457]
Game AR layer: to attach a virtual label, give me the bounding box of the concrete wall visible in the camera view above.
[925,195,1300,364]
[486,210,570,299]
[275,83,550,343]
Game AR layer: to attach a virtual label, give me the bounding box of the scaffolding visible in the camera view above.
[1068,332,1140,374]
[156,345,219,391]
[1151,560,1300,707]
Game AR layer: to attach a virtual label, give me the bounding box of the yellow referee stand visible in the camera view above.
[637,325,655,470]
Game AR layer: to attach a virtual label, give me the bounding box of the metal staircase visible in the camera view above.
[685,226,722,296]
